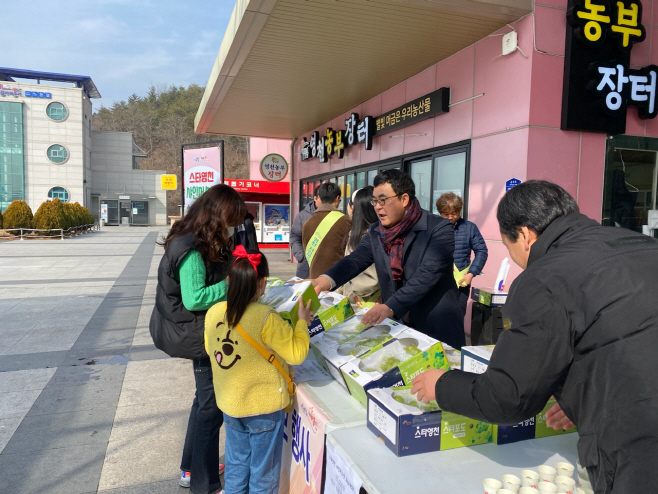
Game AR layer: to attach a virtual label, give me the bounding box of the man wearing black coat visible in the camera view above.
[412,180,658,494]
[312,170,464,350]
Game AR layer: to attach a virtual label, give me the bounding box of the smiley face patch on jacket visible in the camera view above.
[213,322,242,370]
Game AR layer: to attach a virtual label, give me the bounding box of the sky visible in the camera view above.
[3,0,235,111]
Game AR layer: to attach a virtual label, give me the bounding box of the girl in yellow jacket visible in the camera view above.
[205,246,312,494]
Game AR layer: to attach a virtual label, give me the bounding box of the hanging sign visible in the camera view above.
[260,153,289,182]
[183,147,222,214]
[301,88,450,162]
[561,0,656,134]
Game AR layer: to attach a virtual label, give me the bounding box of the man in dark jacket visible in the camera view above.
[312,170,464,349]
[302,182,351,279]
[290,188,320,278]
[412,180,658,494]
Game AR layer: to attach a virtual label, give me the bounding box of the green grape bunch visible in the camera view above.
[391,388,440,412]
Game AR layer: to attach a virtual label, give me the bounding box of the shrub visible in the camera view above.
[0,209,3,229]
[83,208,94,225]
[33,198,66,232]
[71,202,94,227]
[3,200,33,229]
[62,203,76,230]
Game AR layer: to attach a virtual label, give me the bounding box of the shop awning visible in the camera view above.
[196,0,532,139]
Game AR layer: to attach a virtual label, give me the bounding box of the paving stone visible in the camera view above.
[0,351,68,373]
[48,363,126,387]
[0,367,56,392]
[27,379,123,416]
[0,416,24,454]
[0,390,43,419]
[98,479,183,494]
[0,443,107,494]
[3,405,116,455]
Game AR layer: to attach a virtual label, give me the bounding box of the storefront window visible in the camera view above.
[301,144,469,217]
[356,172,366,189]
[367,169,377,186]
[302,182,309,205]
[410,159,432,211]
[603,137,657,235]
[346,173,354,208]
[337,175,346,213]
[433,152,467,215]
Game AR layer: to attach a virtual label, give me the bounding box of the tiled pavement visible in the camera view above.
[0,227,296,493]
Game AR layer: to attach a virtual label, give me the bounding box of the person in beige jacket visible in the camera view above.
[302,182,351,278]
[337,187,380,304]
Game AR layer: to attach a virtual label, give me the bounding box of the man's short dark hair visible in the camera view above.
[318,182,341,204]
[373,169,416,201]
[497,180,579,240]
[313,187,320,198]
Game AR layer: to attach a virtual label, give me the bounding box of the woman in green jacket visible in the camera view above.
[150,184,246,494]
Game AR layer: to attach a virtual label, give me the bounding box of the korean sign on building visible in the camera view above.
[561,0,656,134]
[0,84,52,99]
[301,87,450,162]
[260,153,289,182]
[160,174,177,190]
[223,179,289,195]
[182,147,222,214]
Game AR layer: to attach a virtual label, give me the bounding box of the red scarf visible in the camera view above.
[378,198,422,281]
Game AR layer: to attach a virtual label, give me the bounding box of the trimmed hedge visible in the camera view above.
[3,199,94,232]
[33,198,66,232]
[33,199,95,232]
[65,202,94,228]
[3,200,33,229]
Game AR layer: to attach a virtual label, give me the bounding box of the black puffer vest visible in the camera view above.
[149,233,230,359]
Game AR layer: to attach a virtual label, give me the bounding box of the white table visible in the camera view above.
[327,425,579,494]
[299,379,366,432]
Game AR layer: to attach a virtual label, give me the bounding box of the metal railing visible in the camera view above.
[0,224,98,241]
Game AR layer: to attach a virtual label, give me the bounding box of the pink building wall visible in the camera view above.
[291,2,658,332]
[249,137,292,183]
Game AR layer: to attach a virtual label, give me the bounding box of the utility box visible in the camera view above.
[470,302,505,345]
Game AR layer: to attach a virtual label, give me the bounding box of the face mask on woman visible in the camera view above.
[226,226,235,237]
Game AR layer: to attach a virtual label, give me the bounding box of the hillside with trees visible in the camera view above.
[93,84,249,216]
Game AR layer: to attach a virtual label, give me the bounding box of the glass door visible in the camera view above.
[131,201,149,225]
[603,137,657,234]
[433,152,467,215]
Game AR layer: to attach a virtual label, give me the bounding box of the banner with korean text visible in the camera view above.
[279,386,330,494]
[183,147,222,214]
